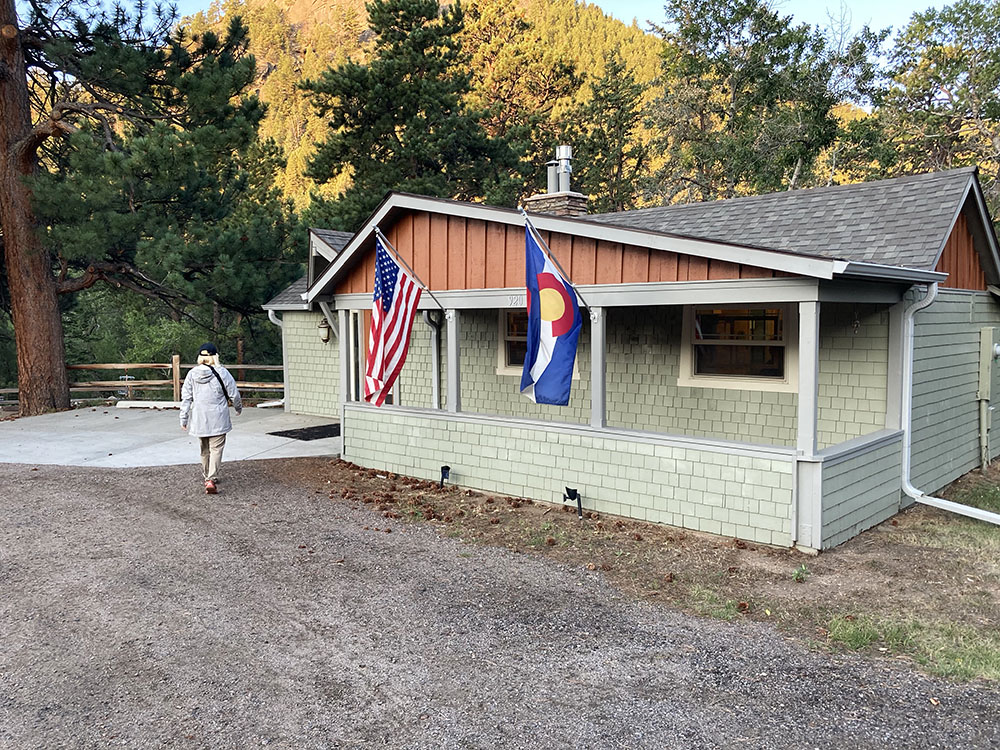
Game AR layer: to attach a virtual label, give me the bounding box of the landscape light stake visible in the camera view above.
[440,465,451,488]
[564,487,582,519]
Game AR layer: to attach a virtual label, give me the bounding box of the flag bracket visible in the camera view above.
[518,207,591,311]
[374,226,446,311]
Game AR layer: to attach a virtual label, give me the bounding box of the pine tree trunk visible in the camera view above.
[0,6,70,415]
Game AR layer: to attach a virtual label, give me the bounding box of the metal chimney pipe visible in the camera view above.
[546,160,559,194]
[555,145,572,193]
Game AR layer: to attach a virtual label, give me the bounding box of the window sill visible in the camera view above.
[676,373,797,393]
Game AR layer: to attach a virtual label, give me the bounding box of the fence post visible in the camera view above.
[172,355,181,401]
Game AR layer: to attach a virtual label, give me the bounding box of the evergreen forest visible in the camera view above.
[2,0,1000,413]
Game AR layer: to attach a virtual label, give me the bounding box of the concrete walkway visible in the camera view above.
[0,405,341,467]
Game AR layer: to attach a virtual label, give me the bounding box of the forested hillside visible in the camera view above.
[3,0,1000,413]
[182,0,662,207]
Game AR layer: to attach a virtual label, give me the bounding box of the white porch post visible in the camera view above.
[590,307,606,428]
[446,309,461,413]
[338,309,350,406]
[885,300,906,431]
[354,312,365,401]
[796,300,822,551]
[338,308,351,457]
[797,301,820,456]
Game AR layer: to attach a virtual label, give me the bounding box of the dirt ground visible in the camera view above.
[3,457,999,749]
[290,457,1000,682]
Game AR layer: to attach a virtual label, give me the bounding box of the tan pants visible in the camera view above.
[199,434,227,481]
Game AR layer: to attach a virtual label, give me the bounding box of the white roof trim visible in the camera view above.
[929,175,1000,285]
[310,230,340,261]
[305,194,843,302]
[932,176,974,268]
[306,192,952,302]
[969,179,1000,283]
[837,261,945,283]
[330,277,823,311]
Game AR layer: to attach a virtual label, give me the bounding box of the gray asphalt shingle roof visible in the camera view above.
[263,276,308,310]
[585,168,977,269]
[264,229,354,310]
[312,229,353,254]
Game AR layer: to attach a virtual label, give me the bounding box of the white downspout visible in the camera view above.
[266,309,287,409]
[902,282,1000,525]
[423,311,442,409]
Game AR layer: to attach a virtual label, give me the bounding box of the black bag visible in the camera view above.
[207,365,233,407]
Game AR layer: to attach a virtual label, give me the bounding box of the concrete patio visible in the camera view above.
[0,405,341,467]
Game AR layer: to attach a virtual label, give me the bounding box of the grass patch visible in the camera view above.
[828,615,1000,681]
[898,514,1000,554]
[951,484,1000,515]
[686,585,740,621]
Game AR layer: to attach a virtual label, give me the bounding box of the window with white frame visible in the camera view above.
[678,305,797,392]
[497,310,529,374]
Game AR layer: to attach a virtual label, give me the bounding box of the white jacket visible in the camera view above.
[180,364,243,437]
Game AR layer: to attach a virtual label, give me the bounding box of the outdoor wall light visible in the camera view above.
[564,486,583,519]
[317,318,332,343]
[440,465,451,488]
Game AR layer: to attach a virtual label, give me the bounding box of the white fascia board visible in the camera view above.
[835,261,946,284]
[932,177,974,268]
[309,229,340,261]
[331,277,821,311]
[927,176,1000,285]
[970,180,1000,282]
[306,194,840,302]
[307,198,406,302]
[261,302,311,311]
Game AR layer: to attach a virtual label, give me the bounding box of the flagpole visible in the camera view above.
[374,226,446,311]
[518,207,591,310]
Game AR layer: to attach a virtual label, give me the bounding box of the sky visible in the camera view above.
[166,0,942,35]
[595,0,940,32]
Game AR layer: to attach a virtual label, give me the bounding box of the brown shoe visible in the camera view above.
[205,480,217,494]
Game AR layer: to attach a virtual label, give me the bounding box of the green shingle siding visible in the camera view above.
[821,437,903,548]
[344,406,795,546]
[910,291,1000,494]
[283,312,340,418]
[817,303,889,449]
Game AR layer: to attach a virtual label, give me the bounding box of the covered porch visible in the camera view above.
[328,270,918,551]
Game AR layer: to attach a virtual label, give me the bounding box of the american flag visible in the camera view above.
[364,237,422,406]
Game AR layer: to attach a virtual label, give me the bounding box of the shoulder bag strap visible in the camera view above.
[207,365,231,404]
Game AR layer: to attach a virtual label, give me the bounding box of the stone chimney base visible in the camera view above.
[523,191,589,217]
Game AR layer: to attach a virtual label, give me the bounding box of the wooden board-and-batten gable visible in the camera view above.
[932,172,1000,291]
[332,210,787,296]
[937,213,987,290]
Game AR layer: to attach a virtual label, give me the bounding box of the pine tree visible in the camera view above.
[879,0,1000,215]
[649,0,840,202]
[301,0,511,230]
[564,53,649,213]
[0,1,289,413]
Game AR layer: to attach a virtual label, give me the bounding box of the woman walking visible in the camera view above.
[180,343,243,494]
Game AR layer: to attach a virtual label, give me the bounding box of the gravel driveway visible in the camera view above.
[1,459,998,749]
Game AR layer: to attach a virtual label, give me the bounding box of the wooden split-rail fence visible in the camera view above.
[0,356,283,404]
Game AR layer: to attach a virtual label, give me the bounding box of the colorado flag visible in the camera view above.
[520,225,582,405]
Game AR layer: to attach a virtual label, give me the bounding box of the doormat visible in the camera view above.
[268,423,341,441]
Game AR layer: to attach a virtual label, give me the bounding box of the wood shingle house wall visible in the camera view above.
[264,167,1000,551]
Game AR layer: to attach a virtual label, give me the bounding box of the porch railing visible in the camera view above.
[0,355,283,404]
